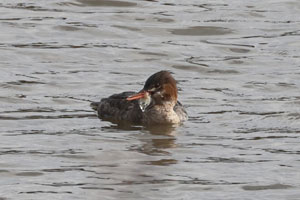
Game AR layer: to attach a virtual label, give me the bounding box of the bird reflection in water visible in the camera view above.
[100,122,178,158]
[99,122,179,191]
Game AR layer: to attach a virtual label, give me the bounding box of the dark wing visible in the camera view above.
[91,92,143,124]
[174,101,188,122]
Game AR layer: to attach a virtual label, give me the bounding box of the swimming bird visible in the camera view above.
[91,71,187,125]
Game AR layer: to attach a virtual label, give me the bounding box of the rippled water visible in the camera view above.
[1,0,300,199]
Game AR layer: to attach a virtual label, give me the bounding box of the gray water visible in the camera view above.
[1,0,300,199]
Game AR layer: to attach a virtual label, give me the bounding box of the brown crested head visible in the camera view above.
[126,71,178,111]
[143,71,178,103]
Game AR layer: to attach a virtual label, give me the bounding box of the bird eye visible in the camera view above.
[148,83,160,93]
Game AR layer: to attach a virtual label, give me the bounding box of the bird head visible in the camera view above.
[127,71,178,112]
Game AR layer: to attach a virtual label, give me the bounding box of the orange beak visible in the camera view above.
[126,91,146,101]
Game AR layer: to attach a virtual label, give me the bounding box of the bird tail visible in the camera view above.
[90,102,99,111]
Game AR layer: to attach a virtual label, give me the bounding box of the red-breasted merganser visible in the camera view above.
[91,71,187,125]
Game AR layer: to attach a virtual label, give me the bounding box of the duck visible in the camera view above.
[91,71,187,125]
